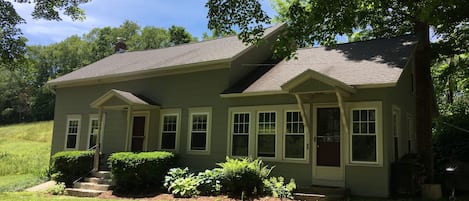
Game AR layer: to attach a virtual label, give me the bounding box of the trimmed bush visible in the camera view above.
[50,151,94,186]
[218,157,273,197]
[108,151,175,193]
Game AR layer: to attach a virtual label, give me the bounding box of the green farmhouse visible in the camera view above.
[48,24,419,197]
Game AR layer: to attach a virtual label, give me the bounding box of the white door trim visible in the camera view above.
[312,104,345,187]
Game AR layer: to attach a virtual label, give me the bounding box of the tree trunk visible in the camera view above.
[414,20,434,182]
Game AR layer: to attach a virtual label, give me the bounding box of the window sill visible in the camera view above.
[187,150,210,155]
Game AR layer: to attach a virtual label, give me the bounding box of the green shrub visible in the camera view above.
[50,151,94,186]
[47,182,65,195]
[263,176,296,199]
[108,151,175,193]
[218,157,273,197]
[164,167,190,189]
[164,168,201,198]
[168,174,200,198]
[197,168,223,195]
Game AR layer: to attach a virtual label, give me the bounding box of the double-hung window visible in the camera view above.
[231,112,250,156]
[285,111,305,159]
[351,108,378,163]
[160,109,181,151]
[257,112,276,158]
[65,115,81,149]
[188,108,211,154]
[161,115,177,150]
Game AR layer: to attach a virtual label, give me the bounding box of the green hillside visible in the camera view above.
[0,121,53,192]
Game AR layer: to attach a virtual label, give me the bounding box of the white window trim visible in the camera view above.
[187,107,212,155]
[347,101,383,167]
[256,110,278,160]
[64,114,81,150]
[227,105,309,164]
[159,108,181,152]
[392,105,401,162]
[229,111,252,157]
[87,114,105,150]
[283,110,308,161]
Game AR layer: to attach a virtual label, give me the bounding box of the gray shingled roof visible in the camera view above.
[242,35,417,93]
[48,24,284,86]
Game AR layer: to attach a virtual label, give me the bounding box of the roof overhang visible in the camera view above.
[90,89,159,110]
[281,69,357,95]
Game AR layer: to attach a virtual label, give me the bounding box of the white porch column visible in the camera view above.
[93,107,104,171]
[125,106,133,151]
[335,89,350,137]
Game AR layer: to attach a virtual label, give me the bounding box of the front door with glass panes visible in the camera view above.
[312,107,344,186]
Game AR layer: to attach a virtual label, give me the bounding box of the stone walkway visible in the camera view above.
[25,181,56,192]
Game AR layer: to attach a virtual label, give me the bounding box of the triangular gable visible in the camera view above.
[90,89,158,109]
[281,69,356,94]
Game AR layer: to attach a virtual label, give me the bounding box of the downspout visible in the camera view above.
[93,107,104,171]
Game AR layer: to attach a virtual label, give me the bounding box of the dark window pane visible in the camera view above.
[361,123,368,133]
[369,122,376,133]
[258,135,275,157]
[353,110,359,121]
[89,135,97,149]
[66,135,77,148]
[361,110,368,121]
[352,135,376,162]
[285,135,304,158]
[232,135,248,156]
[353,123,360,133]
[161,133,176,149]
[191,132,206,150]
[369,110,375,121]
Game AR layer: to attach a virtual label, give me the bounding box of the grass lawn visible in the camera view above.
[0,121,53,192]
[0,192,133,201]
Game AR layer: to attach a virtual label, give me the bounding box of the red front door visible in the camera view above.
[316,108,341,167]
[131,116,145,152]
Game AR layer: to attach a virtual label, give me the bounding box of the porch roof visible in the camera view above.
[90,89,158,110]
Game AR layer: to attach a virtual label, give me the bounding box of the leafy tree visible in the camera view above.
[0,0,26,68]
[206,0,468,180]
[168,25,196,45]
[134,26,170,50]
[1,0,90,69]
[202,29,236,41]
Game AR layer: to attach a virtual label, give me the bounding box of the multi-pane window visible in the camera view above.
[190,114,208,151]
[161,115,177,150]
[285,111,305,159]
[351,109,377,162]
[257,112,276,157]
[232,113,250,156]
[65,116,81,149]
[88,118,99,149]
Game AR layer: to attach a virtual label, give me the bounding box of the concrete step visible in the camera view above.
[73,182,110,191]
[92,171,111,179]
[84,177,112,185]
[65,188,105,197]
[295,186,347,201]
[294,192,327,201]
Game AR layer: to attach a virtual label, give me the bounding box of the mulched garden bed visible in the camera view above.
[98,191,288,201]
